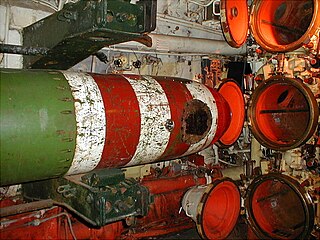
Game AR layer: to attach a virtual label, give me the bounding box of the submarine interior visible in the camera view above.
[0,0,319,239]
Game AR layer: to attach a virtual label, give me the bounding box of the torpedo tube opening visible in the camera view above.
[182,179,241,239]
[250,0,319,52]
[249,76,319,151]
[246,174,315,240]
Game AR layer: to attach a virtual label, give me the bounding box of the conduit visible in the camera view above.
[111,33,247,56]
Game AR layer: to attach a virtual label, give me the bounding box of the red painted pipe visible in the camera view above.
[141,174,207,194]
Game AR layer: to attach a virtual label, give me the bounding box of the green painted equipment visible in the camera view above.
[23,169,152,226]
[0,69,77,186]
[23,0,156,69]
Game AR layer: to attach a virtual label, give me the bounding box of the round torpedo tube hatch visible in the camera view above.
[250,0,320,52]
[245,173,315,239]
[248,75,319,151]
[220,0,249,48]
[221,0,320,52]
[216,80,245,147]
[182,178,241,239]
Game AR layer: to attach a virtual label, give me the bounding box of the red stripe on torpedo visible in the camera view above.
[157,77,193,159]
[93,74,141,168]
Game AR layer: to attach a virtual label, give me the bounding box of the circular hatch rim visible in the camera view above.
[249,0,320,52]
[220,0,249,48]
[217,79,245,147]
[196,178,241,239]
[248,75,319,151]
[244,173,315,240]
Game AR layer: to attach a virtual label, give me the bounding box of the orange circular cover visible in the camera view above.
[217,80,245,147]
[220,0,249,48]
[197,179,241,239]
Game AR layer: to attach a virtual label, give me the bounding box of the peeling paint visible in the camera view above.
[124,75,171,166]
[182,82,218,156]
[62,72,106,175]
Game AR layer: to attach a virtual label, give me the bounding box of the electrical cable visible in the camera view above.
[187,0,215,7]
[218,158,239,167]
[1,210,77,240]
[205,157,240,167]
[58,0,79,10]
[33,212,77,240]
[32,0,78,11]
[32,0,58,11]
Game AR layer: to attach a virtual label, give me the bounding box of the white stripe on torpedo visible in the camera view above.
[62,72,106,175]
[182,82,218,156]
[124,75,171,166]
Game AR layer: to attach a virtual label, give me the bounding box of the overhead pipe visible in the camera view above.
[111,33,247,55]
[0,43,49,56]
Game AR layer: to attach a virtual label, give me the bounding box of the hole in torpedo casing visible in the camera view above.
[181,99,212,144]
[185,109,209,135]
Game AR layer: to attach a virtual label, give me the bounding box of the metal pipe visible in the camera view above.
[0,44,49,56]
[156,14,223,38]
[251,136,262,168]
[0,199,54,217]
[112,33,247,56]
[3,3,10,67]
